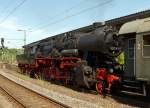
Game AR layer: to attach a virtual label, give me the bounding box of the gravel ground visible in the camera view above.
[0,94,13,108]
[1,68,149,108]
[0,90,22,108]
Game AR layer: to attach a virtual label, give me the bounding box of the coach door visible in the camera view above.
[124,37,136,78]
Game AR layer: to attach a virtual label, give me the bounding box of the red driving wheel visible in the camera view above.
[96,80,105,94]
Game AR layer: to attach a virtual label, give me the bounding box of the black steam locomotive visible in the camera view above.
[17,25,123,94]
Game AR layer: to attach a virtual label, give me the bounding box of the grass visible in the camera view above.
[0,48,23,64]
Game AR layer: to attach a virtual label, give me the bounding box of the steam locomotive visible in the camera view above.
[17,25,123,94]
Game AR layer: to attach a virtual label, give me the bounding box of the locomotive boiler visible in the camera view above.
[52,26,122,57]
[17,25,122,94]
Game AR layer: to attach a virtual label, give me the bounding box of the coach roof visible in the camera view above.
[119,17,150,35]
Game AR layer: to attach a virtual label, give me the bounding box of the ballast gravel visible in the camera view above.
[0,69,146,108]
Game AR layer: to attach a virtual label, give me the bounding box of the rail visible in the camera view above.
[0,74,70,108]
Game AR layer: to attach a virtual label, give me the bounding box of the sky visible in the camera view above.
[0,0,150,48]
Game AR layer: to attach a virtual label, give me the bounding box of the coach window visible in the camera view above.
[128,39,135,59]
[143,35,150,57]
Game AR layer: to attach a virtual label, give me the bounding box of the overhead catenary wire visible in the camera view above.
[3,38,23,40]
[33,0,113,32]
[33,0,90,29]
[0,0,27,25]
[0,0,16,18]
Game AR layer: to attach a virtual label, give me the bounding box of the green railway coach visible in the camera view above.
[119,17,150,96]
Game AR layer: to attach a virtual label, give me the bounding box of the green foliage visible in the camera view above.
[0,48,23,64]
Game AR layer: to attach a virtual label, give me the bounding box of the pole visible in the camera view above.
[23,30,26,46]
[17,29,28,46]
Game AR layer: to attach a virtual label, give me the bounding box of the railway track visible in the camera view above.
[0,74,70,108]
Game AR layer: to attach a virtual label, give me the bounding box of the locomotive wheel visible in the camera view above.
[96,80,106,94]
[30,70,35,78]
[50,74,56,82]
